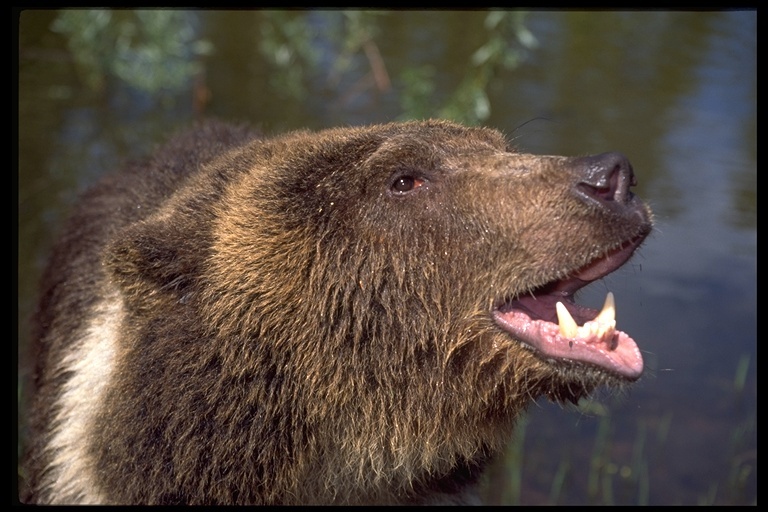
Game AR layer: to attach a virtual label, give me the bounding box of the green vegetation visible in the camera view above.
[49,9,536,124]
[51,10,212,94]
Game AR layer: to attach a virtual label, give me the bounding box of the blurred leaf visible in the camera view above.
[51,10,211,95]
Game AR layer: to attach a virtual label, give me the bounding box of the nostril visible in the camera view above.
[572,152,635,205]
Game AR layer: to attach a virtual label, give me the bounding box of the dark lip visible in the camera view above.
[495,229,650,325]
[550,230,650,295]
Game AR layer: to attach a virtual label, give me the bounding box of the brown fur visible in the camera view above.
[22,119,652,504]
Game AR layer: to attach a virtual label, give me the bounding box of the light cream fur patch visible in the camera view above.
[44,289,123,504]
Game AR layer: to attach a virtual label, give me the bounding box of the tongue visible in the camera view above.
[493,293,644,380]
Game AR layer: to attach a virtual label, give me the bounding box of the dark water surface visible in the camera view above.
[16,10,756,505]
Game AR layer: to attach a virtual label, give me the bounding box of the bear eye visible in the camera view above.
[391,175,426,194]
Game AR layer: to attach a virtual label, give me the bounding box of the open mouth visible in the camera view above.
[492,234,647,380]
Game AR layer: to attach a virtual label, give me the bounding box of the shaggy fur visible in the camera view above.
[22,119,652,505]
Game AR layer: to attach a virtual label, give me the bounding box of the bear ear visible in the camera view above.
[104,213,205,304]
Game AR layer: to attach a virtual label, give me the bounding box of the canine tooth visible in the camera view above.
[556,301,579,338]
[573,293,616,340]
[596,292,616,325]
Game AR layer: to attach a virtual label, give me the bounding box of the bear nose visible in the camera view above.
[572,152,637,206]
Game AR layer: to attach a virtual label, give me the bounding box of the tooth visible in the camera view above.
[556,301,579,338]
[579,292,617,340]
[556,294,617,341]
[596,292,616,325]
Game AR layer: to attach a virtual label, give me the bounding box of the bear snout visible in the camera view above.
[571,151,637,207]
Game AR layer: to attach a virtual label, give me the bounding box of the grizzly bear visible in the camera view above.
[21,119,652,505]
